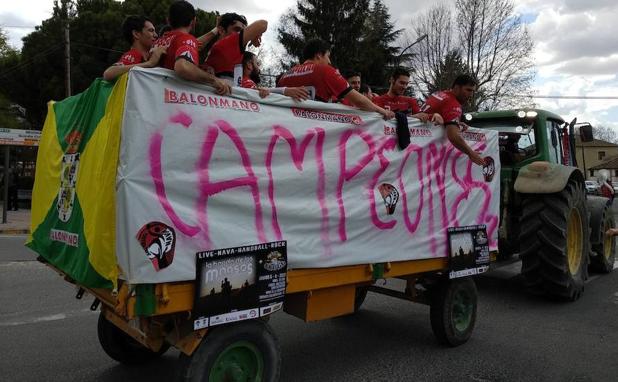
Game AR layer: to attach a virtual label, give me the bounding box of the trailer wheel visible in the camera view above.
[519,179,589,301]
[430,277,477,347]
[590,205,616,273]
[97,312,169,365]
[177,320,280,382]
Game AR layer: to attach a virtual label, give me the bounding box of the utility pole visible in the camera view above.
[62,0,73,98]
[2,146,8,223]
[64,21,71,97]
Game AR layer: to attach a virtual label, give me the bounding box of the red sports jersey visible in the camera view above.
[204,32,244,76]
[114,48,144,66]
[340,97,353,106]
[421,90,462,125]
[153,30,199,70]
[241,77,257,89]
[277,63,351,102]
[373,94,420,114]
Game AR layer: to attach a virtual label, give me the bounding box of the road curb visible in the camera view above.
[0,228,30,235]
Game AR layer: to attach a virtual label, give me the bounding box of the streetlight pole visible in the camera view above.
[396,34,428,66]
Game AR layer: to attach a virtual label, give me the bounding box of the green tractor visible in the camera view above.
[467,109,616,301]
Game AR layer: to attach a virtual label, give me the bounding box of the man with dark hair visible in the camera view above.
[421,74,485,166]
[339,70,361,106]
[373,68,438,123]
[102,15,165,81]
[153,1,230,95]
[240,52,308,101]
[202,13,268,81]
[345,71,362,91]
[277,39,394,120]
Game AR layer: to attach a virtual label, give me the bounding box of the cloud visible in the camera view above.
[0,1,53,49]
[557,55,618,76]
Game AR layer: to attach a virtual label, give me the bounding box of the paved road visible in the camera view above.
[2,235,618,382]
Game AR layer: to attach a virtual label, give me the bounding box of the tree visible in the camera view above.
[406,0,534,110]
[406,4,454,97]
[427,50,469,96]
[357,0,403,87]
[592,125,618,144]
[0,27,23,130]
[277,0,369,72]
[0,0,216,128]
[456,0,534,110]
[276,0,404,89]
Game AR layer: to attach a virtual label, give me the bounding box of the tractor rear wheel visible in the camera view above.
[590,202,616,273]
[519,179,589,301]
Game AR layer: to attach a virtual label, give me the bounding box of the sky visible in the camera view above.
[1,0,618,130]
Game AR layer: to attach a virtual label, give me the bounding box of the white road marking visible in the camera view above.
[0,309,93,327]
[586,275,601,283]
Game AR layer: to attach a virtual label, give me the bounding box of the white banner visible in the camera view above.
[116,68,500,284]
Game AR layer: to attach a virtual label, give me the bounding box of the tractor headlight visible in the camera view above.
[517,110,526,118]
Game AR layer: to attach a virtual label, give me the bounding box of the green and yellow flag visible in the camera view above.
[26,76,128,290]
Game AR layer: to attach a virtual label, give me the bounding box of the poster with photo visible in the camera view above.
[447,225,490,279]
[192,241,287,330]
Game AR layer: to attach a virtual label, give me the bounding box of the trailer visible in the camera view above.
[28,68,501,381]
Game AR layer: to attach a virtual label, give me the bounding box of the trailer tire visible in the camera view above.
[590,203,616,273]
[430,277,477,347]
[177,320,280,382]
[519,179,589,301]
[97,313,169,365]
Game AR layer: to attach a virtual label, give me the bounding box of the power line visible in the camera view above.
[0,44,63,78]
[1,25,37,29]
[72,42,124,54]
[512,94,618,100]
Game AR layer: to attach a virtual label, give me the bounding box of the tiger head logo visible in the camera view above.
[136,222,176,271]
[378,183,400,215]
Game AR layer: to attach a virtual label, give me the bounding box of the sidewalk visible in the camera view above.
[0,208,31,235]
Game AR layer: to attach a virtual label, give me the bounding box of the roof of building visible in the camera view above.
[576,138,618,147]
[590,154,618,170]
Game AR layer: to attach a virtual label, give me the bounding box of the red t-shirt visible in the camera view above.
[153,30,199,70]
[277,63,351,103]
[114,48,145,66]
[204,31,244,76]
[421,90,462,125]
[373,94,420,114]
[241,77,257,89]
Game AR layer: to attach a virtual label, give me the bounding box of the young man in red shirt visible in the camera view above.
[153,1,230,95]
[240,52,308,101]
[102,15,166,81]
[421,74,485,166]
[202,13,268,82]
[373,68,438,123]
[277,39,394,120]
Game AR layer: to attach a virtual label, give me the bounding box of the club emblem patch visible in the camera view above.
[378,183,400,215]
[57,131,82,222]
[483,156,495,182]
[136,222,177,271]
